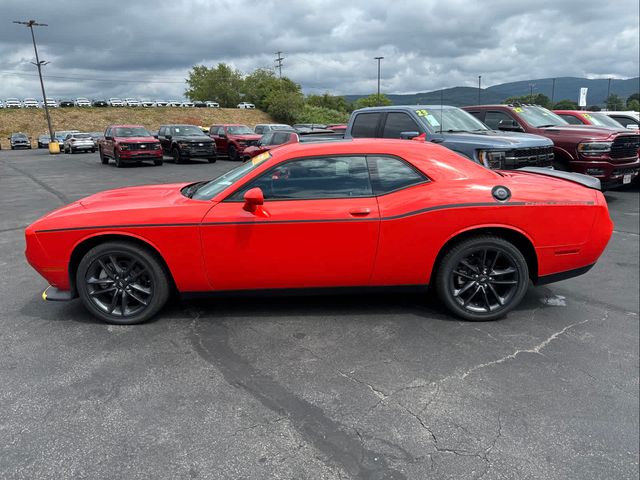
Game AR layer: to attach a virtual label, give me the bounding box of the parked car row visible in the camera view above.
[0,98,221,108]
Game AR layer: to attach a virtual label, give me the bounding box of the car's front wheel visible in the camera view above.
[99,148,109,164]
[228,145,239,161]
[114,150,123,168]
[76,241,170,324]
[435,235,529,321]
[172,147,182,164]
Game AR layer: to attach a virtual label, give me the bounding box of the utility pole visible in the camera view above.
[13,19,56,152]
[606,77,612,109]
[529,83,535,103]
[374,56,384,105]
[478,75,482,104]
[550,77,556,105]
[275,51,284,79]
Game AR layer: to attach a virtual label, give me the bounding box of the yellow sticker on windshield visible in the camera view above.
[512,107,523,113]
[251,151,271,165]
[583,113,592,119]
[415,109,429,117]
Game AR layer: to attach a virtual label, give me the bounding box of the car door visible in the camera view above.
[200,155,380,290]
[158,126,169,153]
[212,126,229,155]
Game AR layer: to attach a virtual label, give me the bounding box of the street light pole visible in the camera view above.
[606,77,612,109]
[550,77,556,105]
[529,83,535,103]
[374,56,384,105]
[13,19,56,151]
[478,75,482,104]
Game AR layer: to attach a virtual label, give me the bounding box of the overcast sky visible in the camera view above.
[1,0,638,100]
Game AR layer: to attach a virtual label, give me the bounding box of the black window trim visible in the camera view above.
[222,153,430,203]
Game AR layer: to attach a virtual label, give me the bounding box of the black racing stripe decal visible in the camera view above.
[33,200,595,233]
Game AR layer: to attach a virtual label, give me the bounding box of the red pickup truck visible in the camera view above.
[98,125,163,168]
[463,105,639,189]
[208,124,261,161]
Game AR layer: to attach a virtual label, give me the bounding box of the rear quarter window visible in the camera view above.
[351,113,381,138]
[368,156,428,195]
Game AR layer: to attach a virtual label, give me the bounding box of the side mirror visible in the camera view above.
[242,187,264,213]
[400,131,420,139]
[497,120,523,132]
[219,132,227,138]
[105,135,113,141]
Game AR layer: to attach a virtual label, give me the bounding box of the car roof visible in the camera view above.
[354,105,459,112]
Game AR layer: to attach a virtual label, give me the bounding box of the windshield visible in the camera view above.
[74,133,92,138]
[583,112,625,128]
[514,106,568,128]
[191,153,271,200]
[173,126,207,136]
[417,107,489,132]
[114,127,151,137]
[227,125,253,135]
[13,134,27,139]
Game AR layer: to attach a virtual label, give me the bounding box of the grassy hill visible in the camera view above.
[0,107,275,149]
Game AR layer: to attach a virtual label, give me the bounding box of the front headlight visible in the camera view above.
[119,144,130,151]
[478,150,506,169]
[578,142,612,157]
[152,143,162,150]
[177,141,190,148]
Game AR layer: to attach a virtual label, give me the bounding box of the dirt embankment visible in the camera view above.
[0,107,275,148]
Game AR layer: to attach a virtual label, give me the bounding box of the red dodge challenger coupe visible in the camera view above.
[25,139,613,325]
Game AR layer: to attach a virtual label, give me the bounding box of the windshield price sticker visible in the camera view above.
[583,113,592,119]
[425,115,441,127]
[251,152,271,166]
[415,109,429,117]
[512,107,524,113]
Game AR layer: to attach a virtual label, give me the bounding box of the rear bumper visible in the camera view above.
[536,264,594,285]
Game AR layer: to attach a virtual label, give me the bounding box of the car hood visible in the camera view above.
[435,130,552,149]
[78,183,190,210]
[538,125,627,139]
[113,136,158,142]
[231,134,261,141]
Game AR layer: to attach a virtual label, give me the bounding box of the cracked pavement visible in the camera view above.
[1,149,638,479]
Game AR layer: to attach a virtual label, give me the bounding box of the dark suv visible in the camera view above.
[157,124,217,163]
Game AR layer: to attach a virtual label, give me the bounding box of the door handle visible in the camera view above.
[349,208,371,216]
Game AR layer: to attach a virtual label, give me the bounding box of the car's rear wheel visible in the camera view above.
[208,156,216,163]
[99,148,109,164]
[76,241,170,325]
[436,235,529,321]
[172,147,182,164]
[228,145,239,161]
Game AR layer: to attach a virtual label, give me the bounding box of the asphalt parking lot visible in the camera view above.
[0,148,638,480]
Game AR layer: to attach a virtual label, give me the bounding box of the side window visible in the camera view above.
[382,112,421,138]
[255,126,264,134]
[210,126,220,135]
[612,116,638,127]
[351,113,381,138]
[484,111,517,130]
[229,156,372,200]
[272,132,289,144]
[466,110,483,121]
[260,133,274,145]
[105,127,111,137]
[158,127,166,137]
[558,114,582,125]
[368,156,428,195]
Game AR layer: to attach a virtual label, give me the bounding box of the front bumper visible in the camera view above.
[569,157,639,189]
[119,149,163,160]
[179,145,217,158]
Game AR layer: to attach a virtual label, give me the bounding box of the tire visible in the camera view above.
[435,235,529,321]
[70,148,75,154]
[154,159,163,166]
[114,150,123,168]
[91,148,96,153]
[76,241,170,325]
[208,156,217,163]
[99,148,109,164]
[172,147,182,164]
[228,144,239,161]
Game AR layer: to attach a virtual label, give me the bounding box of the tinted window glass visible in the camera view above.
[231,156,372,200]
[368,156,427,195]
[272,132,290,144]
[484,111,517,130]
[260,133,274,145]
[558,114,583,125]
[158,127,166,136]
[382,113,421,138]
[255,126,264,134]
[611,116,639,127]
[351,113,380,138]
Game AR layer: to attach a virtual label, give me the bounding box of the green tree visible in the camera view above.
[504,94,551,108]
[185,63,243,107]
[264,89,305,124]
[306,93,349,112]
[605,94,624,110]
[553,99,579,110]
[627,99,640,112]
[353,93,392,109]
[296,104,350,124]
[626,93,640,108]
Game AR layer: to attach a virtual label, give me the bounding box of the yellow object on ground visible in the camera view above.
[48,141,60,154]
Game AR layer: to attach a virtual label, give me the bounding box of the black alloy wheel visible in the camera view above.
[114,150,123,168]
[172,146,182,164]
[208,155,217,163]
[228,145,239,161]
[436,236,529,321]
[99,148,109,164]
[76,242,169,324]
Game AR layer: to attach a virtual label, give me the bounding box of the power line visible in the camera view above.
[275,51,284,78]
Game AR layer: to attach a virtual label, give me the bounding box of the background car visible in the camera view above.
[74,97,91,107]
[155,100,168,107]
[88,131,104,143]
[9,133,31,149]
[63,133,96,154]
[208,124,261,161]
[124,98,140,107]
[254,124,295,135]
[168,100,182,107]
[22,98,40,108]
[53,130,81,145]
[108,98,124,107]
[205,101,220,108]
[92,99,108,107]
[157,124,217,163]
[598,111,640,130]
[0,100,4,109]
[194,101,206,108]
[181,101,195,107]
[44,98,59,108]
[553,110,629,129]
[98,124,163,167]
[242,131,299,160]
[5,98,22,108]
[293,123,327,132]
[141,100,156,107]
[59,99,75,108]
[237,102,255,109]
[37,134,52,148]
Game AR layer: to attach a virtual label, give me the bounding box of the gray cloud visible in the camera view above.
[1,0,638,100]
